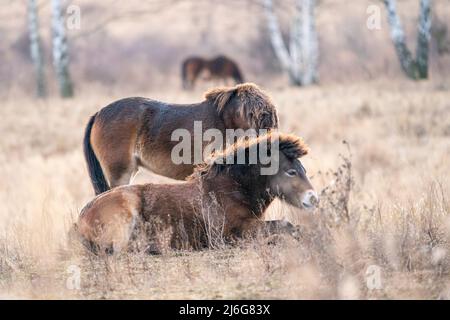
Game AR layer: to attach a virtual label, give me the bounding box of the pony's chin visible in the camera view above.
[284,198,313,211]
[301,202,315,210]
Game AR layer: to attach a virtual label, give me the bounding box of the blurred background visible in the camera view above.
[2,0,449,96]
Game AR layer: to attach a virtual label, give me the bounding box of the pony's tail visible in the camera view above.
[83,113,109,195]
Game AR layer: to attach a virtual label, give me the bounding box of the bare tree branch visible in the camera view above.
[384,0,432,79]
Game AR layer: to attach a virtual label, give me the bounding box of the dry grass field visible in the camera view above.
[1,79,449,299]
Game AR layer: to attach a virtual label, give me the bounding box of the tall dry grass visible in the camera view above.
[0,80,449,299]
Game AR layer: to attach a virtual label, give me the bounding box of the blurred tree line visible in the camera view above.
[25,0,447,98]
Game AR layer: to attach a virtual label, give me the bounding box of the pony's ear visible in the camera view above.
[278,134,309,159]
[204,87,237,114]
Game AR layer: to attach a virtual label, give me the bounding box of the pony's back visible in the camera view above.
[181,56,205,89]
[209,55,244,84]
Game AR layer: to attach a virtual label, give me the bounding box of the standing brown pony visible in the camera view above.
[75,132,318,254]
[83,83,278,195]
[182,55,244,89]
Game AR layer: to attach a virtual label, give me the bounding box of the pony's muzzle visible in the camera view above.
[301,190,319,210]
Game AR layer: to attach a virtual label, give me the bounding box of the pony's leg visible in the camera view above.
[264,220,301,240]
[190,75,197,89]
[239,220,301,242]
[97,215,136,254]
[129,168,140,185]
[101,199,139,254]
[111,220,134,253]
[103,156,138,188]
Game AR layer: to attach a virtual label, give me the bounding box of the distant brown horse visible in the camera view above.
[83,83,278,195]
[75,133,318,254]
[182,55,244,89]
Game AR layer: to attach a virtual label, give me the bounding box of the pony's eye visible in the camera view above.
[284,169,297,177]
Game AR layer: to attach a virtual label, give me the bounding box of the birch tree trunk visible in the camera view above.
[263,0,318,86]
[415,0,431,78]
[299,0,318,85]
[27,0,46,98]
[263,0,295,80]
[288,2,302,85]
[384,0,431,80]
[51,0,74,97]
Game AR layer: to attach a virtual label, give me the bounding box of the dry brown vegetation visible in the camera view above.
[1,80,449,299]
[1,0,450,299]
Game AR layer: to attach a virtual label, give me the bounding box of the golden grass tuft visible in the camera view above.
[0,80,449,299]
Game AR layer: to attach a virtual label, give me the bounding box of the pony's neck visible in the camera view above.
[201,173,274,218]
[244,180,274,216]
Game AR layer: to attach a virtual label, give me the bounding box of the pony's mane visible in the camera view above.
[204,82,275,116]
[189,132,309,180]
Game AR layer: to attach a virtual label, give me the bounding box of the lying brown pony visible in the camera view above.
[84,83,278,195]
[75,132,318,254]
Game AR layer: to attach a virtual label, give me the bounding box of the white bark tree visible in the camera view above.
[384,0,432,79]
[27,0,46,98]
[51,0,73,97]
[263,0,318,86]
